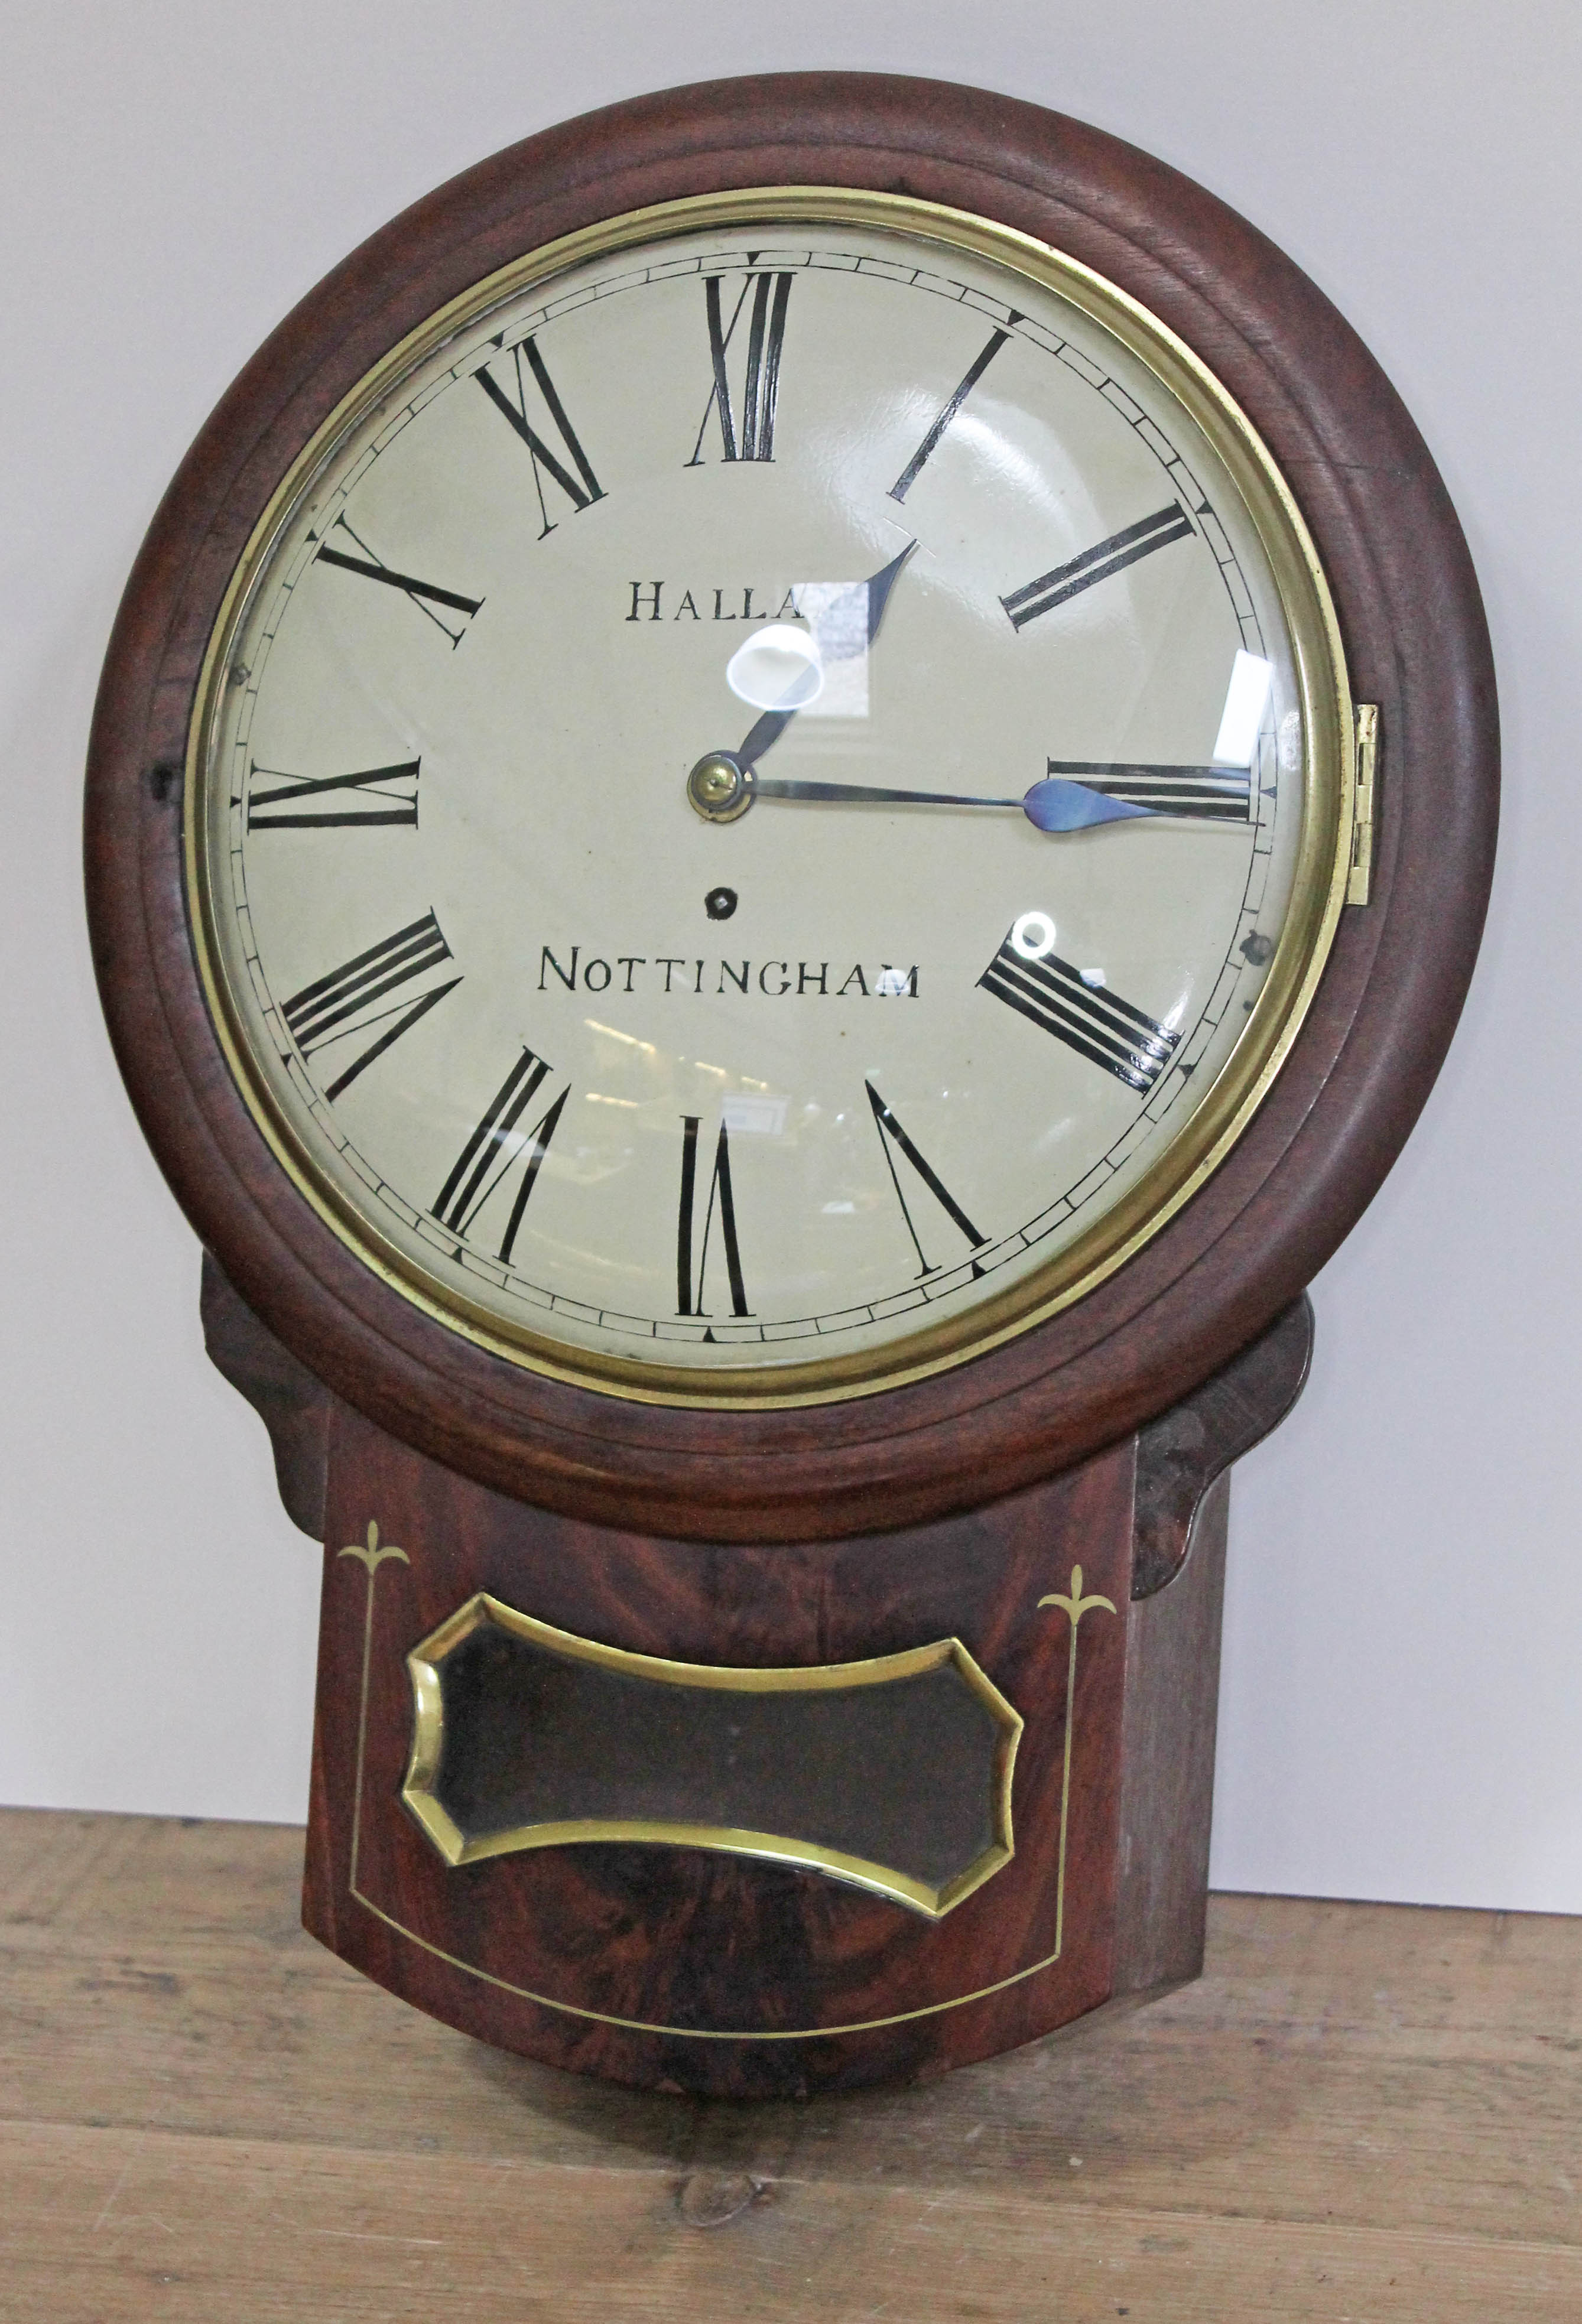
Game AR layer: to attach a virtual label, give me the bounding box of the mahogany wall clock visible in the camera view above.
[86,74,1496,2095]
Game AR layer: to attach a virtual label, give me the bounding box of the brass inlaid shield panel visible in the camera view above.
[404,1594,1022,1917]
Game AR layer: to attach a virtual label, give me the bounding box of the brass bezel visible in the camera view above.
[402,1592,1021,1920]
[185,188,1357,1410]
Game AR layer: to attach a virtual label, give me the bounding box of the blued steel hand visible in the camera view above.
[691,541,1190,834]
[745,772,1156,831]
[733,539,917,771]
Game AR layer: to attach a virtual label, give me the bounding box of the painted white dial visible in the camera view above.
[192,206,1346,1399]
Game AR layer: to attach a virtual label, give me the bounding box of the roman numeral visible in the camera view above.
[433,1046,570,1265]
[314,515,483,646]
[865,1081,987,1276]
[476,337,605,537]
[1044,759,1251,822]
[281,911,459,1102]
[888,323,1014,505]
[978,935,1178,1094]
[245,758,420,831]
[687,271,792,466]
[1001,503,1194,631]
[677,1117,750,1319]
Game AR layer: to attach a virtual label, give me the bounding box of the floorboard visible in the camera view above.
[2,1808,1578,2320]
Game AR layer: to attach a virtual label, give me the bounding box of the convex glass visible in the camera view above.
[189,196,1354,1402]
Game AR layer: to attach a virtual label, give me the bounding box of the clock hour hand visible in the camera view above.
[733,539,918,771]
[861,536,920,646]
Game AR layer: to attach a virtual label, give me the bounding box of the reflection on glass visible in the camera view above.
[725,625,824,712]
[1211,650,1275,767]
[796,581,872,719]
[1011,911,1058,961]
[723,1094,790,1136]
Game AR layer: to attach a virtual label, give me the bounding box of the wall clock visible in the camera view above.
[86,74,1496,2095]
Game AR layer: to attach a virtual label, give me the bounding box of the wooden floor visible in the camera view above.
[2,1809,1580,2320]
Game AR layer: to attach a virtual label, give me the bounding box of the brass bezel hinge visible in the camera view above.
[1347,703,1379,905]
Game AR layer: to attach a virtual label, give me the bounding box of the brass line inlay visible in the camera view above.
[339,1531,1116,2040]
[1038,1565,1118,1959]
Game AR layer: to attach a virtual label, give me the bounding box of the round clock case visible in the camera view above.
[182,191,1349,1415]
[85,75,1496,1548]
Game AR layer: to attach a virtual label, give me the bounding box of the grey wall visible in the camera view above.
[3,2,1574,1912]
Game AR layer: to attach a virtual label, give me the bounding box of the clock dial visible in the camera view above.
[189,197,1354,1402]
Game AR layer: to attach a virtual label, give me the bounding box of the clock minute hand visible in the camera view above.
[746,773,1157,831]
[734,538,918,771]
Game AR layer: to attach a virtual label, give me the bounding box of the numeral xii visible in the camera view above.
[688,271,792,465]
